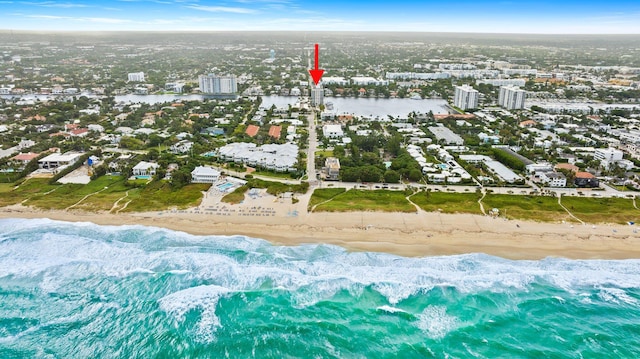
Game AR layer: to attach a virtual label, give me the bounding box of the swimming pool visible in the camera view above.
[136,175,151,179]
[217,182,235,191]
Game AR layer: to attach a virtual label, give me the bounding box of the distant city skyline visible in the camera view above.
[1,0,639,34]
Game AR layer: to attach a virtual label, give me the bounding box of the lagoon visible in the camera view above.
[260,95,450,118]
[2,93,451,118]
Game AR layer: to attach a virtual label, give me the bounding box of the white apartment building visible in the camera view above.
[322,76,348,85]
[198,74,237,94]
[477,79,527,87]
[498,86,526,110]
[453,85,479,110]
[127,72,145,82]
[351,77,389,86]
[310,84,324,106]
[594,147,624,169]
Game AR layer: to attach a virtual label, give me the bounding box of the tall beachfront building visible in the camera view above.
[498,86,526,110]
[310,84,323,106]
[127,72,145,82]
[198,74,237,94]
[453,85,479,110]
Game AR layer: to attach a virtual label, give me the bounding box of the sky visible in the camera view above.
[1,0,640,34]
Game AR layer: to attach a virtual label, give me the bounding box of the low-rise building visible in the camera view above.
[323,124,344,138]
[38,152,84,170]
[170,140,193,154]
[539,171,567,187]
[132,161,159,176]
[575,172,599,188]
[191,166,221,183]
[323,157,340,181]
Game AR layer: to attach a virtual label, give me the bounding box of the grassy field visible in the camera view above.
[221,185,248,204]
[0,176,209,212]
[123,182,210,212]
[26,176,128,210]
[561,196,639,224]
[411,191,482,214]
[482,194,570,222]
[0,178,58,207]
[312,189,415,212]
[250,170,297,179]
[308,188,346,210]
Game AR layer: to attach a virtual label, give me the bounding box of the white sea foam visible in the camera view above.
[376,305,410,315]
[158,285,231,342]
[597,287,639,306]
[416,306,459,340]
[2,218,640,310]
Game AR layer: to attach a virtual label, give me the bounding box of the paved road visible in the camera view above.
[306,112,318,184]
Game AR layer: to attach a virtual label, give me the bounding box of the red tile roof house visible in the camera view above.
[11,152,40,167]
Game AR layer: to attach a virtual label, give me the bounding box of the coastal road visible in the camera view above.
[306,45,319,185]
[306,112,318,184]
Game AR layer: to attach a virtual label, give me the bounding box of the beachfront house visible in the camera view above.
[191,166,221,184]
[38,151,85,170]
[132,161,159,176]
[323,157,341,181]
[10,152,40,169]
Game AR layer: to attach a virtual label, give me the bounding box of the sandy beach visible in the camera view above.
[2,185,639,260]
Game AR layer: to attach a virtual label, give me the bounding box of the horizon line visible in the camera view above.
[1,29,640,36]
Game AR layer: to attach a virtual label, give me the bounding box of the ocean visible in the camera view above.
[1,218,639,358]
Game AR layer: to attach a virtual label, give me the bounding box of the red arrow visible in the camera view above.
[309,43,324,86]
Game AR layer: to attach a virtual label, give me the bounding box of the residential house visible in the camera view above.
[575,172,599,188]
[10,152,40,169]
[323,124,344,138]
[539,171,567,187]
[132,161,159,176]
[170,140,193,154]
[191,166,221,184]
[38,151,84,170]
[323,157,340,181]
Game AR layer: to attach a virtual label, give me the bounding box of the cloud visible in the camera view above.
[26,14,132,24]
[235,0,291,3]
[20,1,89,7]
[185,4,257,14]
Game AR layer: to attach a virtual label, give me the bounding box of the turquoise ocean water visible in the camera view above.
[1,218,640,358]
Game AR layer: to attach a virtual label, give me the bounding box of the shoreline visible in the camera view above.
[2,205,640,260]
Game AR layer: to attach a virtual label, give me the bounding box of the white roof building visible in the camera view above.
[38,152,84,170]
[323,124,344,138]
[191,166,221,184]
[217,142,299,172]
[351,77,389,86]
[132,161,159,176]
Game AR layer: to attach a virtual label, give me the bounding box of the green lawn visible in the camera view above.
[0,178,58,207]
[308,188,346,210]
[411,191,482,214]
[313,189,415,212]
[0,176,209,212]
[123,182,210,212]
[221,185,248,204]
[26,176,128,210]
[482,194,569,222]
[251,170,296,179]
[561,196,639,224]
